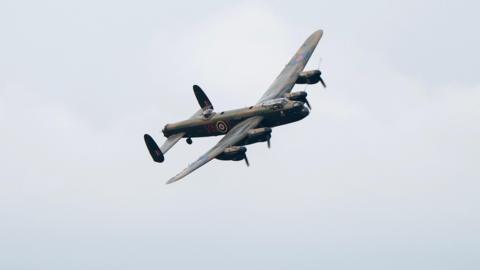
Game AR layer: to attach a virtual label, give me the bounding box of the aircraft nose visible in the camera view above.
[293,101,303,107]
[301,106,310,116]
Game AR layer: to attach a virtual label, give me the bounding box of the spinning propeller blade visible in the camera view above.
[305,99,312,109]
[319,76,326,88]
[244,154,250,167]
[317,57,326,88]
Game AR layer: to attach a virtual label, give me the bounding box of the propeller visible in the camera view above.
[317,57,326,88]
[318,72,326,88]
[305,98,312,109]
[243,154,249,167]
[296,92,312,110]
[267,138,271,148]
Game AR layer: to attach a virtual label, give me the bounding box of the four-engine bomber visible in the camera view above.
[144,29,326,184]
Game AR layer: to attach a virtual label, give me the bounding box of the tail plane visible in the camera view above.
[144,85,212,163]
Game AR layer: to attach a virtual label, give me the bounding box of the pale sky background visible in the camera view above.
[1,0,479,269]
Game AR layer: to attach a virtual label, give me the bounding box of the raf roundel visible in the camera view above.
[215,121,229,133]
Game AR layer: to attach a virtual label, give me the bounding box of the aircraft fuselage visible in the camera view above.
[162,99,309,138]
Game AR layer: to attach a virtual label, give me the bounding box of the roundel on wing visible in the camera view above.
[215,121,229,133]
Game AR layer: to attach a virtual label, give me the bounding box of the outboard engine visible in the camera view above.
[295,70,326,87]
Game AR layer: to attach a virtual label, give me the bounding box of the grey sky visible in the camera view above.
[1,0,479,269]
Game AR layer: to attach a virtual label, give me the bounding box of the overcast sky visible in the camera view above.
[1,0,479,269]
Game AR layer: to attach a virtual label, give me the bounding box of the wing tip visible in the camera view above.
[166,173,183,184]
[166,176,183,185]
[165,169,188,184]
[311,29,324,40]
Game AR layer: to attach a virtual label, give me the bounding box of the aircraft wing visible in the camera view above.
[257,30,323,104]
[166,116,263,184]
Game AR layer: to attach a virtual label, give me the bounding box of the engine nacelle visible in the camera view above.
[239,128,272,146]
[285,91,308,102]
[295,70,321,84]
[216,146,247,161]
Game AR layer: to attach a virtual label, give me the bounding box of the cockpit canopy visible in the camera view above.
[261,98,289,109]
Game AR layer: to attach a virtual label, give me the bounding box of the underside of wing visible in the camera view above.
[257,30,323,104]
[166,116,263,184]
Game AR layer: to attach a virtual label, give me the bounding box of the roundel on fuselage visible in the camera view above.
[215,121,228,133]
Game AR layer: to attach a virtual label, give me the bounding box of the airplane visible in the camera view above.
[144,29,325,184]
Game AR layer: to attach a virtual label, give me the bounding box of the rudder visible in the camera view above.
[193,85,213,111]
[144,134,164,163]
